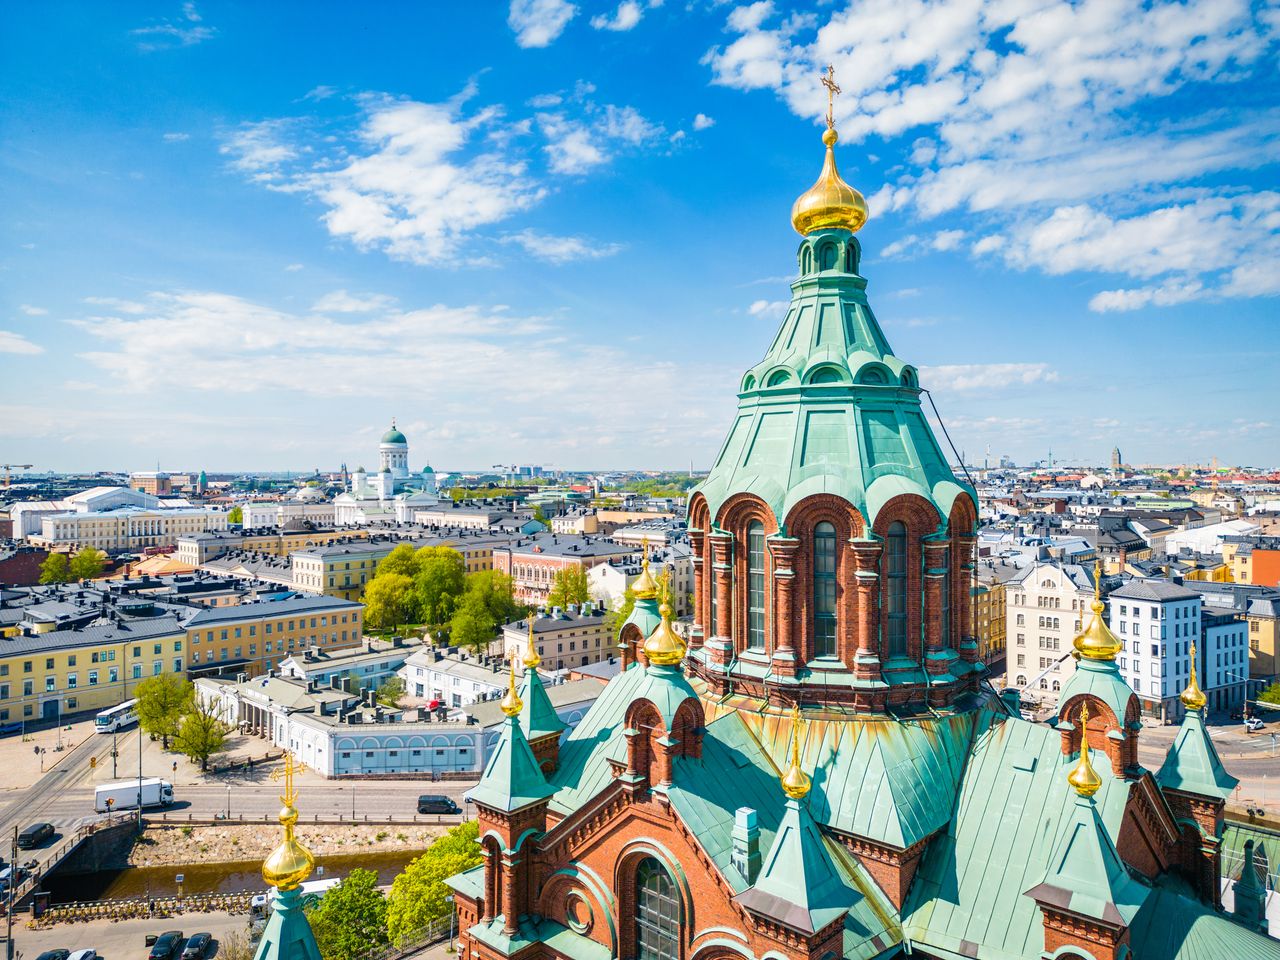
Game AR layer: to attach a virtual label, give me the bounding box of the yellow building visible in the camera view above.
[184,594,364,678]
[972,579,1007,665]
[293,535,501,601]
[0,617,185,725]
[1248,596,1280,682]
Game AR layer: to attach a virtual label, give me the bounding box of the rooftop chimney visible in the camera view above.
[731,808,761,885]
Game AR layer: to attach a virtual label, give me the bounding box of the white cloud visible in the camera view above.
[19,305,48,316]
[748,299,788,319]
[312,290,398,313]
[162,132,190,142]
[539,104,662,174]
[284,263,304,272]
[0,331,44,355]
[503,230,622,264]
[528,93,563,108]
[219,120,298,179]
[704,0,1280,309]
[509,0,577,47]
[83,296,149,314]
[591,1,643,31]
[303,85,336,101]
[693,113,716,131]
[920,362,1059,392]
[132,2,216,50]
[880,229,967,259]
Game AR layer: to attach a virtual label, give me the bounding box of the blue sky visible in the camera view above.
[3,0,1278,474]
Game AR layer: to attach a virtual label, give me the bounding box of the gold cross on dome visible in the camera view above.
[821,64,841,129]
[271,751,307,806]
[656,568,672,606]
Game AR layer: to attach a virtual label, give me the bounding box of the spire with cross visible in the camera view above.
[271,751,307,807]
[821,63,841,130]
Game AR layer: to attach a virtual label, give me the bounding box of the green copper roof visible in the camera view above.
[520,668,568,742]
[737,796,858,935]
[1054,656,1136,736]
[469,714,556,814]
[1024,784,1149,927]
[694,231,975,531]
[620,594,662,644]
[252,885,323,960]
[1155,707,1239,802]
[381,426,407,444]
[1127,882,1280,959]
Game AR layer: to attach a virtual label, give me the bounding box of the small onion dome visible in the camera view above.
[1180,642,1207,711]
[1067,701,1102,798]
[1073,568,1122,661]
[523,619,541,670]
[631,544,658,600]
[780,703,812,800]
[381,419,407,445]
[262,804,315,891]
[643,601,686,667]
[500,659,523,717]
[790,127,868,236]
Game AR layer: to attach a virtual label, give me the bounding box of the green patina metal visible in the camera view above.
[619,593,662,646]
[469,713,556,813]
[520,667,568,742]
[1053,655,1137,735]
[251,885,323,960]
[694,229,975,531]
[1155,707,1239,803]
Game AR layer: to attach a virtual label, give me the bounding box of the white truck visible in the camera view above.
[94,778,174,813]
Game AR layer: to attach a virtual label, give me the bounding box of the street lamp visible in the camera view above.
[226,785,232,819]
[446,894,456,953]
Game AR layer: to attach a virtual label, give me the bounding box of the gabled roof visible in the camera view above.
[468,715,556,814]
[1156,708,1238,803]
[519,668,567,741]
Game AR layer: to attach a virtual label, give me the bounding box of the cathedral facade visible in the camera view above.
[445,94,1276,960]
[333,420,439,525]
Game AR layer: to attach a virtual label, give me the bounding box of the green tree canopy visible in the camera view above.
[387,821,482,944]
[547,565,590,609]
[376,542,420,580]
[363,572,416,632]
[174,695,230,771]
[135,673,192,749]
[604,585,636,637]
[376,675,405,707]
[227,505,243,524]
[38,552,72,585]
[463,569,525,626]
[308,867,389,960]
[413,546,466,626]
[1259,683,1280,706]
[449,593,497,655]
[69,547,105,581]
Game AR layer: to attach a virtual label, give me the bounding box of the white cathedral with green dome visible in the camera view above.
[333,418,440,525]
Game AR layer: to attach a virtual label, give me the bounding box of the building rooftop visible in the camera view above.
[186,593,361,627]
[1109,579,1200,602]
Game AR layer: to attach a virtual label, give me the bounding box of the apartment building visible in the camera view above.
[501,604,612,674]
[1107,579,1202,723]
[176,527,368,566]
[1005,561,1095,704]
[492,533,633,605]
[34,506,228,553]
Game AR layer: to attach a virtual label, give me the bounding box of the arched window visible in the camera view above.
[635,857,679,960]
[939,548,951,648]
[709,544,719,635]
[766,370,792,387]
[885,521,908,658]
[813,522,837,658]
[820,243,837,270]
[801,246,812,274]
[844,243,855,273]
[1015,675,1027,686]
[746,522,766,651]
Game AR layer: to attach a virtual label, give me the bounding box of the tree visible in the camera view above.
[463,569,525,627]
[68,547,104,581]
[413,547,466,626]
[531,505,548,524]
[604,586,636,637]
[227,505,243,524]
[363,573,416,633]
[1259,683,1280,706]
[214,930,253,960]
[449,594,497,655]
[387,821,482,944]
[174,695,230,771]
[38,552,72,585]
[376,543,420,580]
[308,867,389,960]
[134,674,191,749]
[375,675,405,707]
[547,565,590,609]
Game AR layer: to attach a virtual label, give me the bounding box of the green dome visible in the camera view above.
[381,425,407,445]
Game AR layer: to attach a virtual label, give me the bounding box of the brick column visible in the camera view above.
[769,538,801,678]
[851,540,884,711]
[502,853,520,935]
[707,532,734,672]
[922,538,948,670]
[956,533,979,664]
[688,528,705,651]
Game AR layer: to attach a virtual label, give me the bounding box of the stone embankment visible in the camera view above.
[129,821,446,868]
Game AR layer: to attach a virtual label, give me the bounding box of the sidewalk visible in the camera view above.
[0,718,97,792]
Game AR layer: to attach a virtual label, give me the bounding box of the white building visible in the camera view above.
[333,421,439,526]
[1164,519,1261,558]
[1202,607,1250,717]
[11,485,176,539]
[1108,579,1201,723]
[588,545,693,618]
[398,649,509,708]
[1005,561,1095,704]
[33,505,229,553]
[240,501,337,529]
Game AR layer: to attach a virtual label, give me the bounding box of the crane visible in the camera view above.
[1,464,33,487]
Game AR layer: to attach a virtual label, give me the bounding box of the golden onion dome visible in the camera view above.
[262,804,315,891]
[500,659,523,717]
[791,127,868,236]
[1067,701,1102,798]
[780,704,812,800]
[631,539,658,600]
[523,619,541,670]
[1073,565,1122,661]
[1181,642,1207,711]
[643,601,686,667]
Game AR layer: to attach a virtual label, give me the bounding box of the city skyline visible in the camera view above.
[3,1,1278,472]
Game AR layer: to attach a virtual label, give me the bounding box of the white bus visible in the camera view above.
[95,699,138,733]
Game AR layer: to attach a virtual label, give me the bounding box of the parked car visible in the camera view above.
[34,950,69,960]
[181,933,212,960]
[148,931,185,960]
[66,950,98,960]
[1245,716,1266,732]
[417,794,459,815]
[17,822,55,849]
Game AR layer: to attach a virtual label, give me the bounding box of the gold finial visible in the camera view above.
[500,659,523,717]
[523,618,541,670]
[631,536,658,600]
[262,751,315,891]
[791,64,867,236]
[642,570,686,667]
[1181,642,1207,711]
[1067,702,1102,798]
[1072,562,1121,661]
[781,703,812,799]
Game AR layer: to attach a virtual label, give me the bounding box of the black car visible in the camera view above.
[16,822,55,849]
[416,794,459,815]
[148,931,184,960]
[181,933,212,960]
[34,951,69,960]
